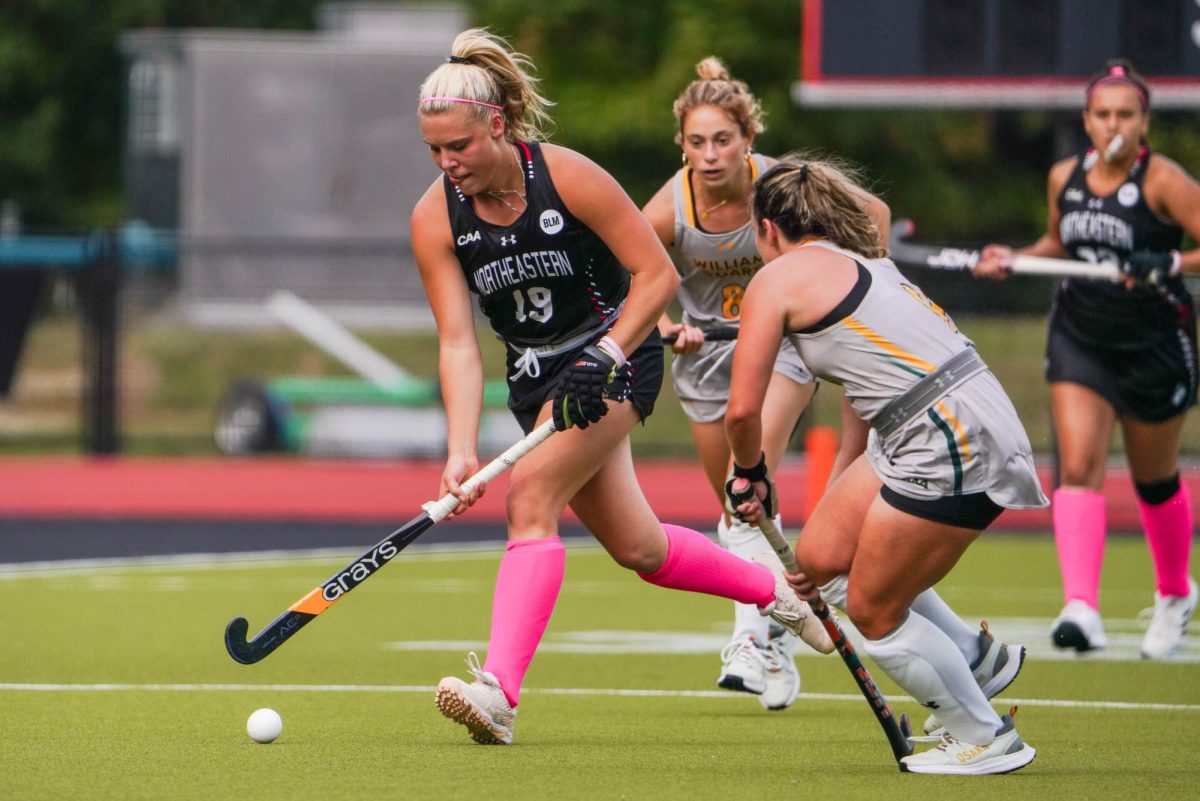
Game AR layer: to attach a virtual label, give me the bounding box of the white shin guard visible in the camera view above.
[717,515,778,642]
[861,612,1001,745]
[910,588,982,664]
[821,577,981,666]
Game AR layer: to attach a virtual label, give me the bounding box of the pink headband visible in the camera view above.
[420,96,504,111]
[1086,66,1149,110]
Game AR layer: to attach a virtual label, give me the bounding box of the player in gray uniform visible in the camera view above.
[977,60,1200,660]
[643,58,879,711]
[727,157,1045,775]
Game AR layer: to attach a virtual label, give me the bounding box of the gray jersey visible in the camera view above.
[786,241,1047,510]
[670,153,771,327]
[668,153,813,423]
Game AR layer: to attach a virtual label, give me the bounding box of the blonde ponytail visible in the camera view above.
[418,28,555,142]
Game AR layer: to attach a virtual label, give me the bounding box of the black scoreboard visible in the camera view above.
[795,0,1200,108]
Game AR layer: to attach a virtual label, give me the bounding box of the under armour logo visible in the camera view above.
[501,234,518,247]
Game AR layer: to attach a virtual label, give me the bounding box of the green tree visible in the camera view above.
[2,0,1197,249]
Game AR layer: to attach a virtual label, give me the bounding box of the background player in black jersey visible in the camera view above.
[976,59,1200,659]
[410,28,832,746]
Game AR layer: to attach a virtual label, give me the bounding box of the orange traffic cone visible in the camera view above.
[803,425,838,522]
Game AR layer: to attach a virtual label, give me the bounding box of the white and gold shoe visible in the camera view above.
[902,708,1035,775]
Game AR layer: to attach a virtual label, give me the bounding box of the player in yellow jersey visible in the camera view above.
[642,58,880,710]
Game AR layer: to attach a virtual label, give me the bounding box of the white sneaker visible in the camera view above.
[435,652,516,745]
[1051,599,1109,652]
[902,708,1036,775]
[1140,577,1199,660]
[922,621,1025,735]
[752,555,835,654]
[759,628,801,711]
[717,635,768,695]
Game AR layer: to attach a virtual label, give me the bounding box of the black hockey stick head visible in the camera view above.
[225,610,316,665]
[225,616,256,664]
[892,712,916,763]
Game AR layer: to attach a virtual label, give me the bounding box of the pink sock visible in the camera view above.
[482,536,566,708]
[1139,486,1194,598]
[638,524,776,607]
[1053,488,1106,608]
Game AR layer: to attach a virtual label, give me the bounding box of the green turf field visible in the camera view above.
[2,533,1197,800]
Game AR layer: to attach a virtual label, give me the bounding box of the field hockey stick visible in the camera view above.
[888,219,1121,280]
[727,480,914,764]
[660,325,737,345]
[224,419,557,665]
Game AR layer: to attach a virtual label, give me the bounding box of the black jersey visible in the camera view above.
[445,141,629,349]
[1054,146,1189,347]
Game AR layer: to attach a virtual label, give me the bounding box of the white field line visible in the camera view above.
[383,621,1200,663]
[0,538,536,579]
[0,682,1195,713]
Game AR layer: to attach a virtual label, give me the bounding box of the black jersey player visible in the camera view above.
[976,59,1200,660]
[411,28,832,747]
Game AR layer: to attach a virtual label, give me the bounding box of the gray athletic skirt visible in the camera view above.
[866,370,1048,511]
[671,337,814,424]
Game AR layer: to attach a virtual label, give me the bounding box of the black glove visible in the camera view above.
[552,345,616,430]
[1122,250,1180,284]
[724,452,778,520]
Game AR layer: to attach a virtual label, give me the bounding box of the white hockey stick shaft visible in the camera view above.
[1007,255,1121,280]
[889,218,1121,280]
[422,419,557,523]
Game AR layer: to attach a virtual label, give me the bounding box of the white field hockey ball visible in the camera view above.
[246,708,283,743]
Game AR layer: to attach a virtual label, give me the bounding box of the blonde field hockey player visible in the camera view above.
[641,57,879,710]
[411,29,834,746]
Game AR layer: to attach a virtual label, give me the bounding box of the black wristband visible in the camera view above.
[732,452,768,483]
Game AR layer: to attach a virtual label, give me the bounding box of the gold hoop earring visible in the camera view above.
[681,152,688,165]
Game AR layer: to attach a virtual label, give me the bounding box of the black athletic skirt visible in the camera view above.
[1045,307,1198,423]
[507,330,664,434]
[880,486,1006,530]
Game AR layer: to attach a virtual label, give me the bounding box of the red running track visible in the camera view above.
[0,456,1187,532]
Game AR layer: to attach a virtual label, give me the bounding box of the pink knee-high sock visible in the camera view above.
[638,524,776,607]
[1053,488,1106,608]
[1139,486,1194,598]
[482,536,565,708]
